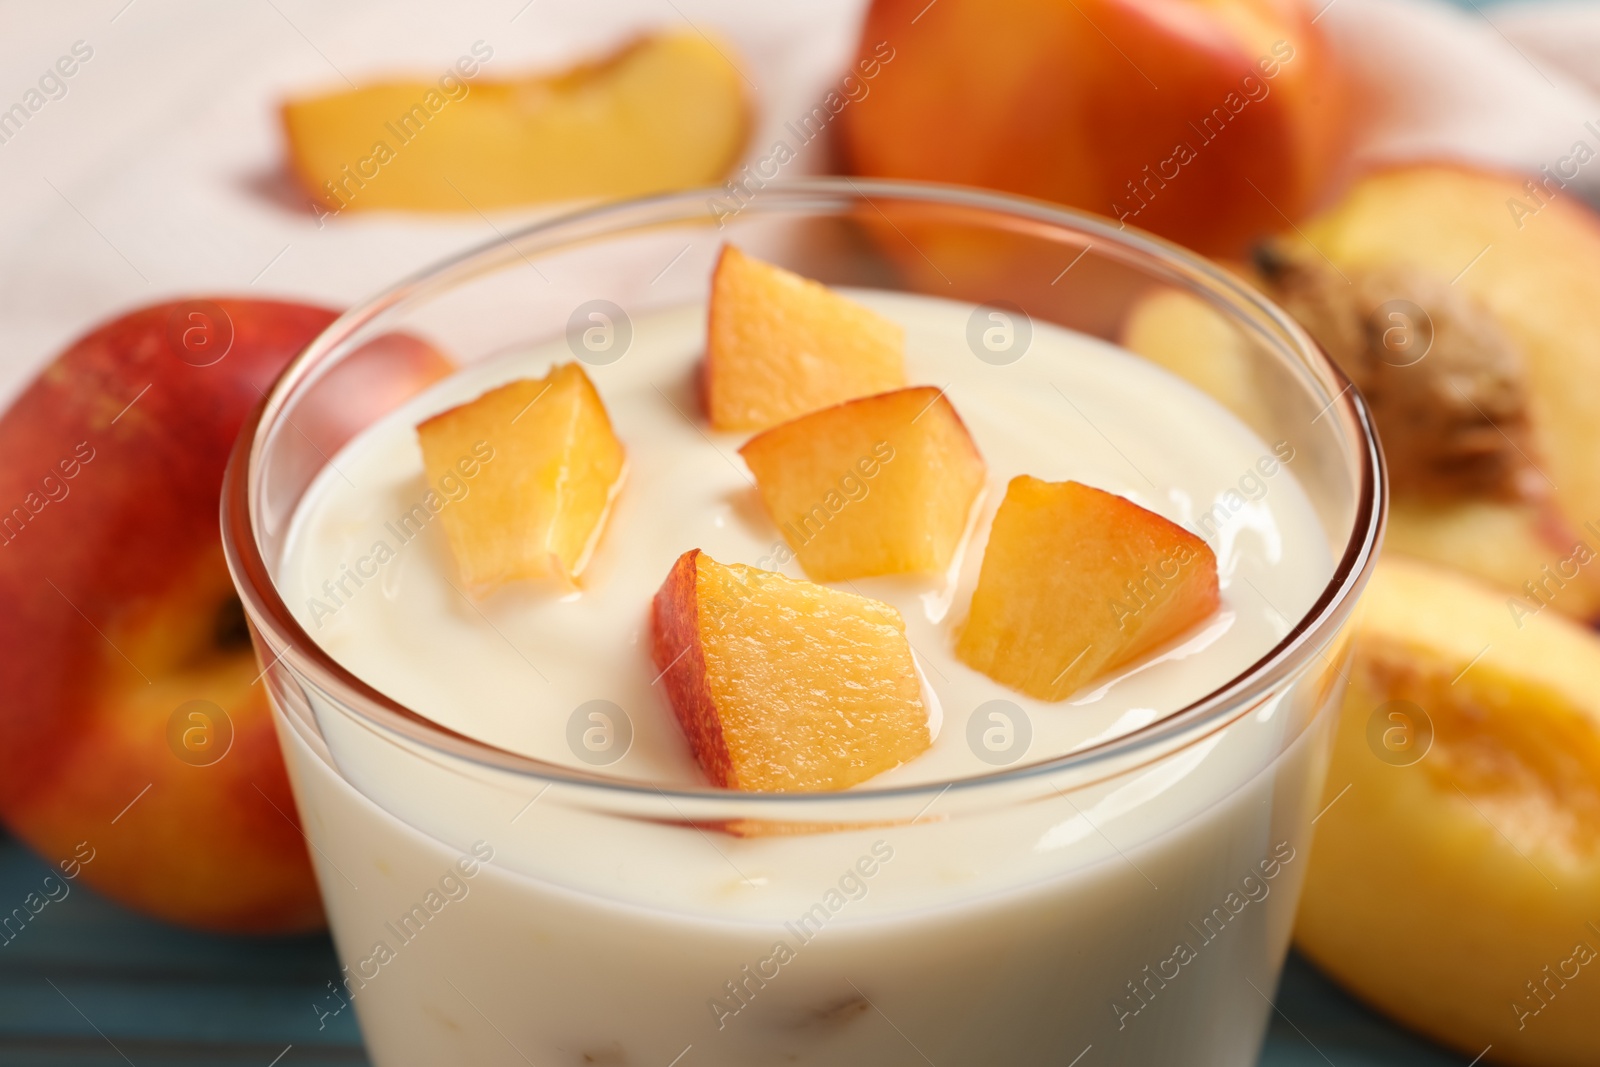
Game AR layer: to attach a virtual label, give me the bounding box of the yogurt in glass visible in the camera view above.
[223,181,1383,1067]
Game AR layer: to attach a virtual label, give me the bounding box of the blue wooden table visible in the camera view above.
[0,834,1469,1066]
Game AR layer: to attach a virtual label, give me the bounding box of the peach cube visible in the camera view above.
[739,386,986,580]
[956,478,1219,700]
[706,245,906,431]
[416,362,624,592]
[651,549,929,791]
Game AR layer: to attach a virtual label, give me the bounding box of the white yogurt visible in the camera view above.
[267,290,1344,1066]
[279,291,1330,786]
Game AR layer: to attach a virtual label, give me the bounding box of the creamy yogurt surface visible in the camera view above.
[277,289,1332,788]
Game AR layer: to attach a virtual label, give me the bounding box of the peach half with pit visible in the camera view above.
[1297,557,1600,1067]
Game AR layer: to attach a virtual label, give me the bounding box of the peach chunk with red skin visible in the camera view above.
[739,386,987,581]
[651,549,929,791]
[956,478,1220,701]
[705,245,906,431]
[416,362,624,593]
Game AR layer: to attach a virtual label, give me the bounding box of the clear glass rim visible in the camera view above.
[221,177,1386,806]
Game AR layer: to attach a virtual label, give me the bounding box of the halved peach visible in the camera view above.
[955,477,1219,700]
[282,32,749,214]
[416,362,624,592]
[705,245,906,431]
[738,386,986,581]
[650,549,928,791]
[1297,557,1600,1065]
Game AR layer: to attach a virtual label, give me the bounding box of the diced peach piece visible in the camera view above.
[282,33,749,213]
[955,478,1219,700]
[651,549,928,791]
[416,363,624,592]
[705,246,906,431]
[738,386,986,580]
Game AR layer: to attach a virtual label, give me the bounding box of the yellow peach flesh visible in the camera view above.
[739,386,986,581]
[956,477,1219,701]
[416,362,624,592]
[282,32,748,213]
[651,550,928,791]
[1297,557,1600,1066]
[705,245,905,432]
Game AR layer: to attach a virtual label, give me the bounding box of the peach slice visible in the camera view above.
[650,549,928,791]
[1296,557,1600,1066]
[738,386,986,581]
[282,32,748,214]
[705,245,906,431]
[956,478,1219,701]
[416,362,624,592]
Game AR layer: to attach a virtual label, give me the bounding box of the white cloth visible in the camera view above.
[0,0,1596,404]
[1322,0,1600,204]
